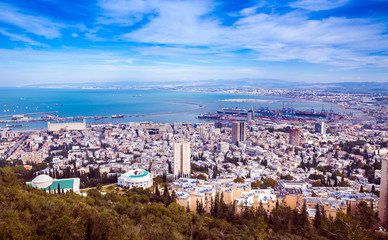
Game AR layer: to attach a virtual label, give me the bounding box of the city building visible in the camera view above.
[315,121,326,134]
[174,142,191,176]
[48,119,86,132]
[217,142,229,153]
[117,169,153,189]
[379,158,388,227]
[247,109,254,121]
[289,128,301,146]
[1,129,19,139]
[232,121,247,143]
[27,174,80,193]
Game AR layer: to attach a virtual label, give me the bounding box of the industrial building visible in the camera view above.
[48,119,86,132]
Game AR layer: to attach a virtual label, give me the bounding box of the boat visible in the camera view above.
[111,115,124,118]
[294,111,327,118]
[198,113,222,119]
[133,95,142,97]
[5,124,28,128]
[217,107,248,115]
[55,104,63,106]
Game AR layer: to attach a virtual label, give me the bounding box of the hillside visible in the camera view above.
[0,167,383,240]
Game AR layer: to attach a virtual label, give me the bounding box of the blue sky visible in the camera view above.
[0,0,387,86]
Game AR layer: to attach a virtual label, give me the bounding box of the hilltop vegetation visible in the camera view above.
[0,167,384,240]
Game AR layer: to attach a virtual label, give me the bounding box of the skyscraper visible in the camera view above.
[173,142,191,176]
[247,109,254,121]
[232,121,246,143]
[289,128,301,146]
[315,121,326,134]
[379,158,388,227]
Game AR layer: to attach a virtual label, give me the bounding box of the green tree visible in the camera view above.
[314,204,322,230]
[261,178,278,189]
[356,201,378,230]
[234,177,244,183]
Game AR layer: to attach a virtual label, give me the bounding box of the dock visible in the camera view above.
[0,111,59,118]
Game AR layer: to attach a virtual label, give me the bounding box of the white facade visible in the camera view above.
[173,142,191,176]
[48,119,86,132]
[118,169,153,189]
[315,121,326,134]
[27,175,80,193]
[32,174,53,188]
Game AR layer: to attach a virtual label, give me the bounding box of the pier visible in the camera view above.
[0,111,59,118]
[85,102,206,119]
[0,103,206,124]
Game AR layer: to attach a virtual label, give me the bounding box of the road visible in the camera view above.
[5,132,31,160]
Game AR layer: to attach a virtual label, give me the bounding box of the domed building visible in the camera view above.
[118,169,153,189]
[32,174,53,189]
[27,174,80,194]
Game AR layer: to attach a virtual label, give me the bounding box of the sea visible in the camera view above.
[0,88,351,130]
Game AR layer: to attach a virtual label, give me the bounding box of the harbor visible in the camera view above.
[0,102,206,125]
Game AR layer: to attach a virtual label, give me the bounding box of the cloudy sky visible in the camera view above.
[0,0,387,86]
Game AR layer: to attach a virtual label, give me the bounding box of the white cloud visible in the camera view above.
[230,13,388,67]
[104,58,133,64]
[0,29,48,46]
[117,0,388,68]
[97,0,158,25]
[135,46,217,57]
[122,0,223,45]
[0,29,47,47]
[0,3,63,38]
[290,0,349,11]
[72,33,79,37]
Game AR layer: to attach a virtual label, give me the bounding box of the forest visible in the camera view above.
[0,166,385,240]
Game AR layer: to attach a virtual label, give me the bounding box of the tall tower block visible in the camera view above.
[379,159,388,227]
[173,142,191,176]
[232,121,246,143]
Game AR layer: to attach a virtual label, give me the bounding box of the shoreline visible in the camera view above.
[219,99,320,103]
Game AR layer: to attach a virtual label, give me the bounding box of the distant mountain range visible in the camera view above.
[26,79,388,92]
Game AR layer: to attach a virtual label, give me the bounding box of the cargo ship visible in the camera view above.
[5,124,28,128]
[294,111,327,118]
[111,115,124,118]
[217,107,248,115]
[198,113,222,119]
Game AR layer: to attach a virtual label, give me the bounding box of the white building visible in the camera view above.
[315,121,326,135]
[174,142,191,176]
[27,174,80,193]
[118,169,153,189]
[48,119,86,132]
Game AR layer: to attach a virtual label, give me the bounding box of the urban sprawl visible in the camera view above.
[1,88,388,229]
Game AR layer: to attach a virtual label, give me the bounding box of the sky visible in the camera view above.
[0,0,387,86]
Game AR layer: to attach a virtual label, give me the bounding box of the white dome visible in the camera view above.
[32,174,53,189]
[118,169,153,188]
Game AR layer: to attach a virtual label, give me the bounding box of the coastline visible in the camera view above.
[219,99,320,103]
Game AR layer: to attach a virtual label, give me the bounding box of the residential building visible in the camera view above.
[174,142,191,176]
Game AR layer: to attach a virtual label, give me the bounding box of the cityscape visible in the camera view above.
[0,0,388,239]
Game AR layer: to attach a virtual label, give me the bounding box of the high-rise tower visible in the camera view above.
[315,121,326,135]
[379,158,388,227]
[289,128,301,146]
[173,142,191,176]
[232,121,246,143]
